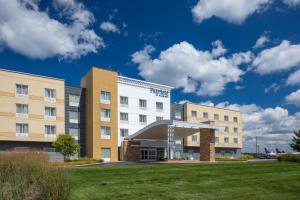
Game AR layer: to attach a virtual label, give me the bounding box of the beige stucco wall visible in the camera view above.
[0,69,65,142]
[184,103,243,149]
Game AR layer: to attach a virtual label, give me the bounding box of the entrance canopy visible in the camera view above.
[127,120,224,141]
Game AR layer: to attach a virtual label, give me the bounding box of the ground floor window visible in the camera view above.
[101,148,111,162]
[141,149,156,161]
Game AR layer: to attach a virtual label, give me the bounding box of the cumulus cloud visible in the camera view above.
[100,21,120,34]
[253,33,270,49]
[132,41,253,96]
[211,102,299,152]
[264,83,280,93]
[252,40,300,75]
[283,0,300,6]
[286,89,300,106]
[0,0,104,59]
[286,69,300,85]
[192,0,272,24]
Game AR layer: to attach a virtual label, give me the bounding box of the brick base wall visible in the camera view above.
[121,140,141,161]
[200,129,215,162]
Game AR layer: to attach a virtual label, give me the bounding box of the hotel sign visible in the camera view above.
[150,88,169,98]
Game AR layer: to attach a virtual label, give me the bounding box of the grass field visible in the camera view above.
[67,162,300,200]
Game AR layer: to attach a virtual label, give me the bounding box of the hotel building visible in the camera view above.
[0,67,243,162]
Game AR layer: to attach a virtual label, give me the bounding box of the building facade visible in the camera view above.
[171,102,243,158]
[0,69,65,151]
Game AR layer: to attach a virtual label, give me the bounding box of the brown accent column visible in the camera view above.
[200,128,215,162]
[121,140,141,161]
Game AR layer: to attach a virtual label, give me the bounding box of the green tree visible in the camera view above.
[52,135,80,161]
[290,129,300,152]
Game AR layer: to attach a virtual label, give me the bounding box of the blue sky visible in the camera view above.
[1,0,300,152]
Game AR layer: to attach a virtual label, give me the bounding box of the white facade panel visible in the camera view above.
[117,76,172,146]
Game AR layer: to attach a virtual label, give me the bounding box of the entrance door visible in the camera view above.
[101,148,111,162]
[141,148,156,161]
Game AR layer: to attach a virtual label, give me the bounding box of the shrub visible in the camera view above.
[216,155,254,161]
[52,134,80,161]
[277,154,300,163]
[0,151,70,200]
[51,157,103,166]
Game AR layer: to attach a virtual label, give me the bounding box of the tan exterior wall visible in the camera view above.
[0,69,65,142]
[183,103,243,149]
[81,67,118,161]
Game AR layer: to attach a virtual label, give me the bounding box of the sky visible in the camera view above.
[1,0,300,153]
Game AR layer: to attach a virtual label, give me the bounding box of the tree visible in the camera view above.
[290,129,300,152]
[52,135,80,161]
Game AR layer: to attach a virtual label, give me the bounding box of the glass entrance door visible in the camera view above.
[141,148,157,161]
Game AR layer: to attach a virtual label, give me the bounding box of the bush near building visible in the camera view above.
[0,151,70,200]
[216,155,254,161]
[52,134,80,161]
[277,154,300,163]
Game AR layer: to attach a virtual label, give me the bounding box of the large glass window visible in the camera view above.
[139,99,147,109]
[156,102,163,111]
[101,126,111,139]
[120,96,128,106]
[175,111,182,119]
[203,112,208,119]
[139,114,147,124]
[101,109,111,122]
[45,88,56,99]
[44,125,56,138]
[120,112,128,122]
[69,128,79,141]
[16,84,28,96]
[192,135,198,143]
[69,94,80,107]
[101,148,111,162]
[191,111,197,119]
[101,91,110,104]
[16,123,29,136]
[120,129,129,137]
[69,111,79,123]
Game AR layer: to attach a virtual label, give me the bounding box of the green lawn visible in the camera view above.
[67,162,300,200]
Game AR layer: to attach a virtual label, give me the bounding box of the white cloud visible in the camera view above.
[211,102,300,153]
[264,83,280,93]
[132,41,253,96]
[253,34,270,49]
[235,85,245,90]
[100,21,120,34]
[286,69,300,85]
[283,0,300,6]
[286,89,300,106]
[0,0,103,59]
[192,0,272,24]
[252,40,300,75]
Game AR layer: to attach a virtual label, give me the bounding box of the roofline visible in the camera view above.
[0,68,64,82]
[182,102,242,113]
[118,75,174,90]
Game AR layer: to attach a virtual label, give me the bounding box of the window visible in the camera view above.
[69,111,79,123]
[233,117,238,123]
[203,112,209,119]
[156,102,163,111]
[224,126,229,133]
[16,123,29,137]
[45,88,56,102]
[175,111,182,119]
[120,129,129,137]
[101,126,111,139]
[156,116,163,121]
[101,91,111,104]
[101,109,111,122]
[234,138,238,144]
[191,111,197,119]
[120,112,128,122]
[234,127,238,137]
[69,128,79,141]
[139,114,147,124]
[224,115,229,122]
[215,137,219,143]
[16,104,28,118]
[16,84,28,97]
[224,137,229,144]
[139,99,147,109]
[69,94,80,107]
[45,107,56,120]
[120,96,128,106]
[215,129,219,137]
[44,125,56,138]
[101,148,111,162]
[214,114,219,121]
[192,135,198,143]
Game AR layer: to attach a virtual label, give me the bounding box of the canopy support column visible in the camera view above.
[167,125,175,160]
[200,128,215,162]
